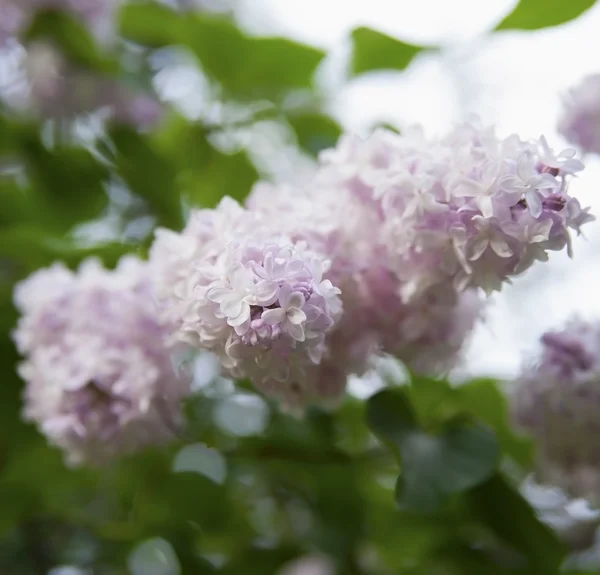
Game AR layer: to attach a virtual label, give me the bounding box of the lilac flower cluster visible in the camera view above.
[512,320,600,501]
[150,199,343,412]
[559,74,600,157]
[13,121,593,458]
[12,256,189,466]
[149,122,591,412]
[317,122,591,295]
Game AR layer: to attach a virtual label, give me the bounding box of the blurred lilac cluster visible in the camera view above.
[0,0,118,45]
[559,75,600,157]
[12,257,189,466]
[0,0,161,126]
[513,319,600,502]
[151,121,591,412]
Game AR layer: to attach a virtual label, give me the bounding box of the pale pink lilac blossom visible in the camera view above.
[13,256,189,466]
[149,199,342,412]
[150,121,591,412]
[512,319,600,502]
[559,75,600,157]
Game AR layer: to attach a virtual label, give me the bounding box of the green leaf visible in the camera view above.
[457,379,534,468]
[109,126,182,229]
[351,27,427,76]
[287,113,342,156]
[118,2,182,48]
[185,147,259,208]
[154,116,259,207]
[26,10,117,73]
[407,374,462,427]
[496,0,597,30]
[0,226,130,273]
[468,474,566,573]
[186,16,325,99]
[366,388,418,447]
[20,139,109,230]
[367,389,499,513]
[397,424,499,513]
[120,4,325,100]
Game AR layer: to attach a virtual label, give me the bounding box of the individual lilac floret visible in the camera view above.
[512,319,600,502]
[12,256,189,467]
[559,75,600,157]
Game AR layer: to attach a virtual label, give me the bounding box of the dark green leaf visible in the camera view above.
[351,27,427,76]
[457,379,534,468]
[21,139,109,230]
[397,424,499,513]
[468,474,566,573]
[366,388,418,447]
[496,0,597,30]
[110,126,182,229]
[287,113,342,156]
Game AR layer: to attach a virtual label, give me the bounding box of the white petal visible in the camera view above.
[469,237,489,261]
[262,308,286,326]
[221,297,244,319]
[477,195,495,219]
[287,307,307,325]
[286,291,305,310]
[452,180,481,198]
[286,321,305,342]
[526,190,543,219]
[490,236,513,258]
[206,286,232,303]
[227,303,251,326]
[535,173,559,189]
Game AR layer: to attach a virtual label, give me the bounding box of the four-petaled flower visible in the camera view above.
[503,152,558,218]
[452,161,515,218]
[538,135,585,176]
[262,284,307,342]
[469,216,513,261]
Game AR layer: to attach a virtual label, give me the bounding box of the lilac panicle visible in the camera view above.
[13,256,190,466]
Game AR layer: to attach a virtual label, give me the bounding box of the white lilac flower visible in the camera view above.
[559,75,600,157]
[150,120,590,412]
[512,319,600,502]
[150,203,343,412]
[316,121,591,296]
[13,256,189,466]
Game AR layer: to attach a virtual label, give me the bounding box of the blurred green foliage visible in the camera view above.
[0,1,598,573]
[496,0,598,30]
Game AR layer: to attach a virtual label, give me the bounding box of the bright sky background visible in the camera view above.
[235,0,600,380]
